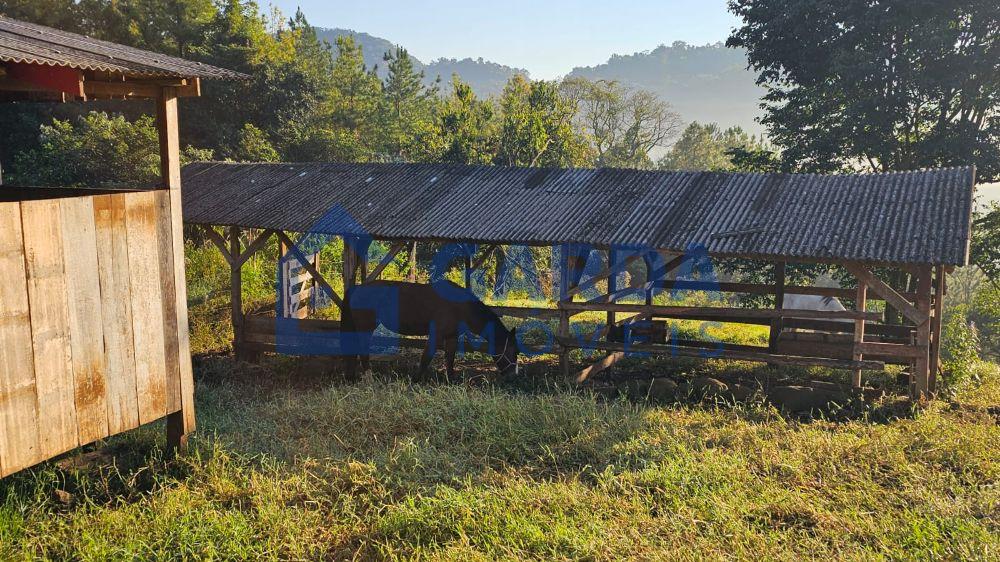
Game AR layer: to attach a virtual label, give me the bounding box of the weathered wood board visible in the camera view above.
[60,196,109,445]
[1,190,194,479]
[0,202,41,475]
[94,194,140,435]
[20,199,78,459]
[124,192,169,425]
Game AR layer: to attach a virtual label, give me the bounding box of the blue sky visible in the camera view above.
[266,1,739,79]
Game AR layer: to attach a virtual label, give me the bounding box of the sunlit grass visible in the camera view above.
[4,252,991,559]
[2,342,998,559]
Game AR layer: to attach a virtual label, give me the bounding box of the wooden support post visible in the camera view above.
[357,241,368,282]
[557,245,573,379]
[408,241,417,282]
[157,86,194,455]
[230,226,244,360]
[343,236,356,292]
[464,250,473,288]
[644,255,653,306]
[929,266,945,393]
[769,261,786,352]
[913,267,933,400]
[852,281,868,389]
[606,248,617,333]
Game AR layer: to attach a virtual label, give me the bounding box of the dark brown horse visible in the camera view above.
[341,280,519,382]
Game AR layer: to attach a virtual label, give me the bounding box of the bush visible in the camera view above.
[941,305,982,389]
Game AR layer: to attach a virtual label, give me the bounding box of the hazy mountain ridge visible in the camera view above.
[316,27,527,97]
[567,41,766,135]
[316,29,765,133]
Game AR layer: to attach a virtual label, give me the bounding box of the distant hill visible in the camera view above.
[314,30,765,134]
[567,41,766,135]
[316,28,527,98]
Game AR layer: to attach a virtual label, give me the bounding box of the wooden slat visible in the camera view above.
[0,201,42,476]
[558,301,881,321]
[154,192,183,414]
[21,199,78,459]
[489,306,564,319]
[575,352,626,384]
[557,337,885,370]
[59,197,109,445]
[124,192,168,424]
[855,342,924,359]
[276,231,343,308]
[648,281,920,301]
[94,195,140,433]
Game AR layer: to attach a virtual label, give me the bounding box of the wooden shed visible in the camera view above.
[181,162,976,401]
[0,17,246,478]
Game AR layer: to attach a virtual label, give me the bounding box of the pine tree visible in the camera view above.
[378,47,441,161]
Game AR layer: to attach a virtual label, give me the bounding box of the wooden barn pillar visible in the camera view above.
[229,226,244,360]
[929,266,946,392]
[852,281,868,389]
[408,241,418,282]
[912,266,934,400]
[768,261,786,352]
[558,245,571,378]
[606,248,617,331]
[157,86,196,454]
[464,249,473,288]
[644,255,653,306]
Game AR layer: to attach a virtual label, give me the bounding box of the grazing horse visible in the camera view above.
[341,280,519,382]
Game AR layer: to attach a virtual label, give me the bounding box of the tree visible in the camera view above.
[377,46,441,161]
[658,122,766,171]
[728,0,1000,181]
[225,123,279,162]
[326,35,382,160]
[495,76,588,167]
[436,76,498,164]
[10,112,211,187]
[562,78,682,169]
[972,203,1000,285]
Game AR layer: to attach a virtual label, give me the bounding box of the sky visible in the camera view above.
[266,0,740,79]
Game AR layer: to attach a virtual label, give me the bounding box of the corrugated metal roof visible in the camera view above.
[181,162,977,267]
[0,16,248,80]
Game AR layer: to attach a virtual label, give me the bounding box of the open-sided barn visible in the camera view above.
[181,161,976,401]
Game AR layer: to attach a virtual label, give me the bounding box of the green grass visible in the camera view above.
[3,291,1000,560]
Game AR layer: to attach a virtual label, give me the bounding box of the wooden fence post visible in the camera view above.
[913,267,933,400]
[769,261,786,352]
[929,266,945,393]
[157,86,195,455]
[230,226,244,360]
[852,281,867,389]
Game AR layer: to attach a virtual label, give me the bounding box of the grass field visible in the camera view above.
[1,300,999,560]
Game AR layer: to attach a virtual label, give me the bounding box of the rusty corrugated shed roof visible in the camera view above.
[181,162,976,267]
[0,16,248,80]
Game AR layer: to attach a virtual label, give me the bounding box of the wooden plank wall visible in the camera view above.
[0,190,190,478]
